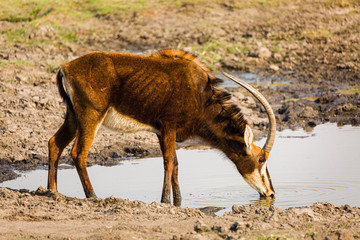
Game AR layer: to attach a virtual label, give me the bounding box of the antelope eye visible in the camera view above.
[259,157,266,163]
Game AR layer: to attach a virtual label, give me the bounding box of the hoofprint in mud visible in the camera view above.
[0,187,359,239]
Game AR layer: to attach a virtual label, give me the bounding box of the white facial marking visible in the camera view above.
[243,163,270,196]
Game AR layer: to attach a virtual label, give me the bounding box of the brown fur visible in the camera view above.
[48,49,274,206]
[151,49,210,72]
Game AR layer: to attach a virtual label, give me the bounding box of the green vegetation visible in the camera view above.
[302,96,319,102]
[302,28,333,41]
[305,231,317,239]
[336,85,360,95]
[323,0,360,7]
[0,0,218,23]
[47,64,60,73]
[0,0,53,22]
[192,40,224,67]
[1,26,26,42]
[0,0,359,71]
[256,235,284,240]
[284,96,320,102]
[0,59,31,68]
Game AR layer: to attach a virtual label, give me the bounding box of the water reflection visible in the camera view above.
[250,196,275,207]
[1,123,359,212]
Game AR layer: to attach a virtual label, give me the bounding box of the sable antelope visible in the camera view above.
[48,49,276,206]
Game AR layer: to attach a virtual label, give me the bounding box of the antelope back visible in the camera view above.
[61,50,218,133]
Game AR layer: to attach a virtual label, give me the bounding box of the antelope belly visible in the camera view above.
[102,108,159,134]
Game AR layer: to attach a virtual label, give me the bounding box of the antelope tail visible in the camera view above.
[56,69,76,119]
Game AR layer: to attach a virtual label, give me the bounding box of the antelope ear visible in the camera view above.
[244,124,254,152]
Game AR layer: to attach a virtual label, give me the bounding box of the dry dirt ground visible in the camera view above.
[1,1,360,239]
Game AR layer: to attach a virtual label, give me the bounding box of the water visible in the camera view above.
[1,123,360,211]
[217,72,292,87]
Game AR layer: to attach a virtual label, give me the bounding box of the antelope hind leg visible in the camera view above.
[70,110,106,198]
[48,109,76,191]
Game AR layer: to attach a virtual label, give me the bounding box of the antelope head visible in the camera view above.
[223,72,276,198]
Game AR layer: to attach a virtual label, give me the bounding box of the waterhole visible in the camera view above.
[1,123,359,211]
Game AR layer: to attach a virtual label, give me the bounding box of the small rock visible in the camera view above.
[169,208,176,214]
[341,103,355,112]
[269,64,280,71]
[258,47,272,59]
[232,204,244,214]
[194,219,210,233]
[221,54,243,69]
[211,225,223,233]
[35,186,48,195]
[198,206,225,216]
[230,222,244,232]
[300,106,317,118]
[273,52,282,61]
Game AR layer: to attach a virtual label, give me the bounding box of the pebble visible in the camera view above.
[258,47,272,59]
[194,219,210,233]
[269,64,280,71]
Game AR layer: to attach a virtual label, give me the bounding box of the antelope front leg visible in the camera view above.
[171,154,181,206]
[159,125,177,204]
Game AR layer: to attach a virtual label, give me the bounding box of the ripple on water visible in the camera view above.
[1,123,360,211]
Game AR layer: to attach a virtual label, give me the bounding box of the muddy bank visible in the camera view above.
[0,187,359,239]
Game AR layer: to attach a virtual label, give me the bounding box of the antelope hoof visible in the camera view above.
[161,195,171,204]
[86,192,97,198]
[173,195,182,206]
[161,199,171,204]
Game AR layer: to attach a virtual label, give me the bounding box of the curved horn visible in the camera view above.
[222,72,276,153]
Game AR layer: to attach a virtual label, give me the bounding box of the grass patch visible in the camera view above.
[57,28,79,43]
[303,28,333,41]
[302,96,319,101]
[0,0,54,22]
[1,27,28,44]
[229,0,292,9]
[256,235,283,240]
[323,0,360,7]
[284,98,299,102]
[1,0,220,47]
[227,43,251,56]
[305,231,317,239]
[0,59,32,68]
[0,0,215,23]
[85,0,153,17]
[283,96,319,102]
[271,82,290,86]
[47,64,60,74]
[336,85,360,95]
[191,39,253,69]
[192,40,226,68]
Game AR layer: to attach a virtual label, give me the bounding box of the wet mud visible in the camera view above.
[0,187,359,239]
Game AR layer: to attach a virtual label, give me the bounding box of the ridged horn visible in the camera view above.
[222,72,276,153]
